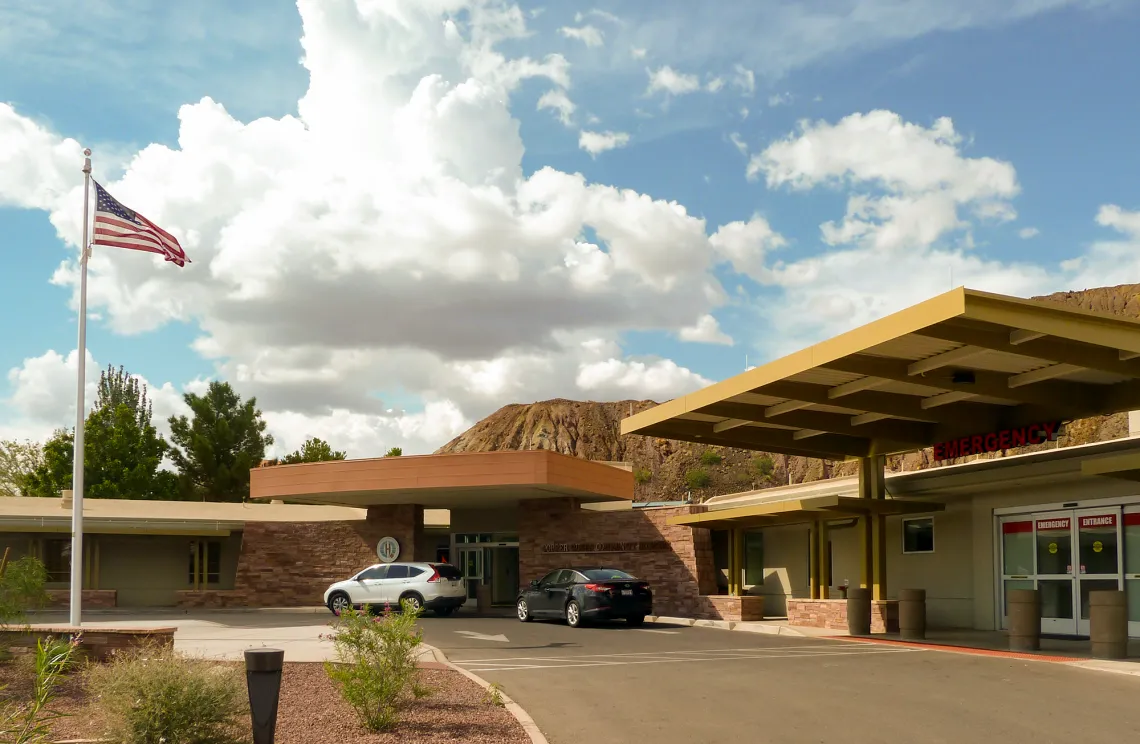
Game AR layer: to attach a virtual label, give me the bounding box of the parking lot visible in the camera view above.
[418,614,1140,744]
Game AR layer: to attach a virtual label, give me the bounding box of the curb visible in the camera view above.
[423,643,549,744]
[645,615,812,637]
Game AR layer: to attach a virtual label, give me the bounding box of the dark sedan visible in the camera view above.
[516,567,652,627]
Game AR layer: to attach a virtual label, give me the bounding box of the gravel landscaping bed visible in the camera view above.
[2,659,530,743]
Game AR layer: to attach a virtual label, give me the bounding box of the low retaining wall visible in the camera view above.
[703,595,767,622]
[787,598,899,633]
[45,589,118,609]
[175,589,249,609]
[0,625,175,662]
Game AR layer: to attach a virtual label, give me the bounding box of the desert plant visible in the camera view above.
[0,555,49,628]
[632,467,652,484]
[84,641,247,744]
[0,635,81,744]
[483,681,506,707]
[324,600,427,731]
[752,455,775,481]
[699,450,722,466]
[684,467,711,490]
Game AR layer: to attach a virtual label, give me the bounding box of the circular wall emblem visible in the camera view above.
[1093,540,1104,553]
[1048,542,1058,554]
[376,536,401,563]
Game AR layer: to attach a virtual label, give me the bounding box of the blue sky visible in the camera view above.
[2,0,1139,455]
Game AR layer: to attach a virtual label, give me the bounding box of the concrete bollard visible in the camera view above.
[846,587,872,635]
[899,589,927,640]
[1008,589,1041,652]
[245,648,285,744]
[1089,590,1128,660]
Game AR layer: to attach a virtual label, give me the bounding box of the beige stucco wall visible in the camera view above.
[886,503,974,628]
[99,533,242,606]
[749,524,809,617]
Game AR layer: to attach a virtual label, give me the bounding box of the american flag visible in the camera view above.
[92,181,189,267]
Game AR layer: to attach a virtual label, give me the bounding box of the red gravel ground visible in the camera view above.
[2,658,529,744]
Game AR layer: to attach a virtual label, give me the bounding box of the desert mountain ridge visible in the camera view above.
[435,284,1140,501]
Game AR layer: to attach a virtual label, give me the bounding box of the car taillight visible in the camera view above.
[426,567,440,583]
[583,583,611,594]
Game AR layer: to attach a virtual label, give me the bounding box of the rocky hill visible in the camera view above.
[435,284,1140,501]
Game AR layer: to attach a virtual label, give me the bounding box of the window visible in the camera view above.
[538,570,560,586]
[556,570,579,584]
[188,540,223,586]
[743,532,764,586]
[358,566,388,581]
[386,565,409,579]
[581,569,636,581]
[903,517,935,554]
[43,539,70,583]
[405,566,426,578]
[434,564,463,580]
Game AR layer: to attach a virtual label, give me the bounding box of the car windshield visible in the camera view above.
[580,569,637,581]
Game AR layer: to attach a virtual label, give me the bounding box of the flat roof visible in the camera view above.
[621,287,1140,460]
[249,449,633,508]
[0,496,449,534]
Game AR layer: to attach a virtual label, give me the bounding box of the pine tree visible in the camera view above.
[279,437,347,464]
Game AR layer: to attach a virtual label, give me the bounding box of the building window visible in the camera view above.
[743,531,764,586]
[188,540,223,586]
[903,517,935,554]
[43,539,70,583]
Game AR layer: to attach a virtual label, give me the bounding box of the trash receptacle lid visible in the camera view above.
[244,647,285,672]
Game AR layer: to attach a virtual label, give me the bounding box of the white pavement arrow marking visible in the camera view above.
[455,630,511,643]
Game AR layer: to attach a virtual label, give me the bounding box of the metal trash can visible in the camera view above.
[476,583,491,614]
[846,587,872,635]
[1008,589,1041,651]
[899,589,926,640]
[1089,590,1128,660]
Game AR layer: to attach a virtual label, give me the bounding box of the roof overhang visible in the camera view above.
[669,493,944,530]
[622,287,1140,460]
[1082,451,1140,482]
[249,450,634,508]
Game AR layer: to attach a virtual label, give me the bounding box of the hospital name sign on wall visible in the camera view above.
[932,421,1063,462]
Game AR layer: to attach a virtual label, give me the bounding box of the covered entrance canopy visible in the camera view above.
[621,287,1140,460]
[250,450,633,508]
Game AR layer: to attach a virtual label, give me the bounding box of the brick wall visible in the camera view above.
[176,505,422,609]
[787,598,900,633]
[45,589,117,609]
[1,626,175,662]
[519,498,722,618]
[705,595,767,622]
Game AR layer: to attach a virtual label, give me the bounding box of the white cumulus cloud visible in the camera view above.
[678,315,734,346]
[560,25,604,47]
[537,88,576,126]
[646,65,701,96]
[578,130,631,156]
[1018,226,1040,239]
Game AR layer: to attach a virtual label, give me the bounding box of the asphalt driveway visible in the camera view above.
[418,615,1140,744]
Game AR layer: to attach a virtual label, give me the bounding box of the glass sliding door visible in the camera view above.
[1124,507,1140,638]
[1074,508,1123,636]
[1034,513,1077,635]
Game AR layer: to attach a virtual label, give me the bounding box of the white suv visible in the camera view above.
[323,562,466,616]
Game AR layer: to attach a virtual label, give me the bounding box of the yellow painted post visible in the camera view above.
[809,521,820,600]
[860,514,873,589]
[818,520,830,599]
[872,514,888,600]
[193,540,201,591]
[83,539,91,590]
[93,539,101,590]
[733,529,745,595]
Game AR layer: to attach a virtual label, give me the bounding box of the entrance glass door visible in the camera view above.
[1034,512,1076,635]
[1126,507,1140,638]
[458,547,483,602]
[1075,508,1123,636]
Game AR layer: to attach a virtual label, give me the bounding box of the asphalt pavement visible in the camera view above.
[418,614,1140,744]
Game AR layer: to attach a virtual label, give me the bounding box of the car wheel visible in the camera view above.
[400,593,424,613]
[566,600,584,628]
[626,615,646,627]
[328,592,351,616]
[517,598,532,622]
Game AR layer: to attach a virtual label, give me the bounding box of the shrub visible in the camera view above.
[699,450,722,466]
[752,455,775,480]
[0,635,80,744]
[633,467,652,484]
[0,555,49,627]
[324,601,427,731]
[684,468,711,490]
[84,642,247,744]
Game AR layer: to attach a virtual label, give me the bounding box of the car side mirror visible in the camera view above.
[529,579,540,589]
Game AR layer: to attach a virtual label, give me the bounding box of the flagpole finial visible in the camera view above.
[83,147,91,156]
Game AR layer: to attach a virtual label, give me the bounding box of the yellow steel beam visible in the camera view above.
[818,519,830,599]
[809,521,821,600]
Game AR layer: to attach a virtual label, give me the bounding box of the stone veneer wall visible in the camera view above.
[786,598,900,633]
[45,589,118,609]
[518,498,721,618]
[704,595,767,622]
[177,504,423,609]
[1,626,175,662]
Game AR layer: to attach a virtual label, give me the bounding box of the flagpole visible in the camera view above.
[69,148,92,628]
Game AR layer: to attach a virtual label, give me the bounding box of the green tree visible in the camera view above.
[280,437,347,464]
[0,440,43,497]
[752,455,775,481]
[699,450,723,466]
[384,447,403,457]
[684,468,711,490]
[23,366,178,501]
[167,382,273,502]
